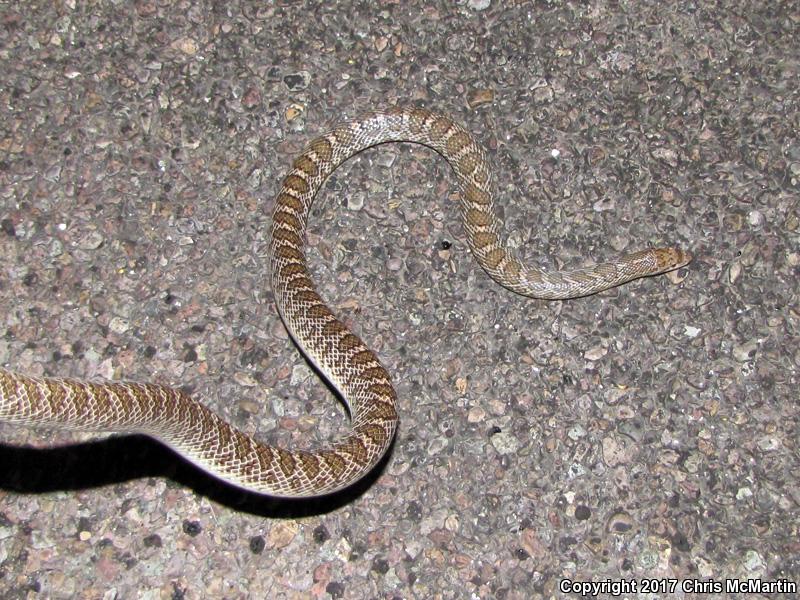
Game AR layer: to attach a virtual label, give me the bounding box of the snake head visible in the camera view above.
[653,247,692,274]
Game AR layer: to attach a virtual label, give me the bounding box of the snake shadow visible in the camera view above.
[0,434,396,517]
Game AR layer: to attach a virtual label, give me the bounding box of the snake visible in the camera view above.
[0,107,691,497]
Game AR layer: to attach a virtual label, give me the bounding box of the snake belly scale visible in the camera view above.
[0,107,690,497]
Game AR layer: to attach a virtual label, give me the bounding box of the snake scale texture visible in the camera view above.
[0,107,690,497]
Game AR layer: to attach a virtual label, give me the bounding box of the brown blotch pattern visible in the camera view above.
[287,274,313,294]
[322,320,347,338]
[340,333,363,352]
[295,289,322,304]
[298,452,321,480]
[276,192,303,212]
[331,127,354,149]
[430,116,453,140]
[362,366,390,382]
[446,131,471,157]
[338,437,368,462]
[279,262,306,279]
[465,207,493,228]
[321,451,346,476]
[366,398,399,420]
[307,304,334,320]
[89,384,115,419]
[272,228,303,248]
[504,257,523,281]
[471,231,497,250]
[367,383,395,401]
[283,174,309,195]
[276,448,297,477]
[405,108,431,134]
[463,182,491,206]
[352,349,378,367]
[358,423,390,445]
[256,445,275,472]
[273,209,303,232]
[214,426,235,463]
[484,248,507,269]
[275,244,304,263]
[44,380,68,410]
[458,151,480,176]
[292,154,318,178]
[309,137,332,161]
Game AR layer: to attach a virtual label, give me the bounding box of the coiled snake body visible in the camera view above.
[0,108,690,497]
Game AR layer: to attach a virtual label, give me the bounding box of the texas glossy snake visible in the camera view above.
[0,107,690,497]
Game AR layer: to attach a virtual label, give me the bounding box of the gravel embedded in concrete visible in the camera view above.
[0,1,798,598]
